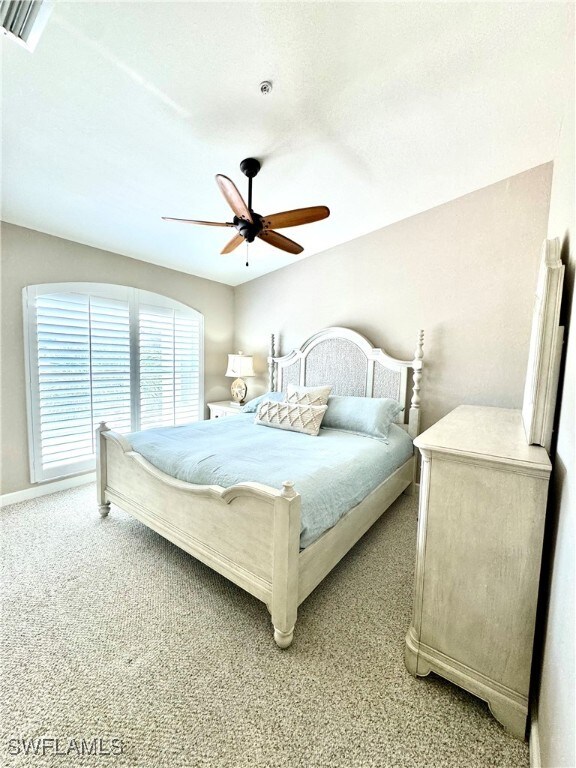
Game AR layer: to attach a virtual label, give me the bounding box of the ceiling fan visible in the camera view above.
[162,157,330,258]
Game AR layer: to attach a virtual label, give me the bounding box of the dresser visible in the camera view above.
[207,401,242,420]
[405,405,551,739]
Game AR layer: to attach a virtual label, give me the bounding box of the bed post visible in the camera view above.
[268,333,276,392]
[96,422,111,517]
[408,330,424,440]
[271,481,300,649]
[404,331,425,495]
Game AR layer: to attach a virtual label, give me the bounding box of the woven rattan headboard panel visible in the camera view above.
[268,327,424,438]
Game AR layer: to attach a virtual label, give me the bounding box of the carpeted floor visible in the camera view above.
[1,485,530,768]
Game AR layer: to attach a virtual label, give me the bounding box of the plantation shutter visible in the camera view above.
[89,294,132,434]
[24,284,203,483]
[27,290,131,481]
[139,303,202,430]
[33,292,93,478]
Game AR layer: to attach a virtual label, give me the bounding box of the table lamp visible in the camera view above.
[225,352,255,405]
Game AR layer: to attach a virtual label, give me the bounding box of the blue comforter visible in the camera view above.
[127,415,413,548]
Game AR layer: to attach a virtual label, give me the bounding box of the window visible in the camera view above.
[23,283,203,482]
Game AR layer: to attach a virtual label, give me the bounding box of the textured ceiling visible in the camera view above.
[1,2,572,285]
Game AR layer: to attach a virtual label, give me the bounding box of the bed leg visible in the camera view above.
[99,502,111,517]
[96,421,111,517]
[273,626,294,649]
[403,455,420,496]
[271,481,300,650]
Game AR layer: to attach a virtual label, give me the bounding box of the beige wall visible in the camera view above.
[234,163,553,432]
[0,223,234,495]
[536,17,575,765]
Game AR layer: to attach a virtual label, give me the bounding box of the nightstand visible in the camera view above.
[405,405,551,739]
[207,401,243,420]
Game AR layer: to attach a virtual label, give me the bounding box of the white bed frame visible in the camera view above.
[96,327,424,648]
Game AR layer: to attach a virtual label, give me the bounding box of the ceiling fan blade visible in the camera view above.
[262,206,330,230]
[221,233,244,255]
[162,216,233,227]
[258,229,303,255]
[215,174,253,223]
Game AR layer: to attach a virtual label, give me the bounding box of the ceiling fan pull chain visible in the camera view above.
[245,241,249,268]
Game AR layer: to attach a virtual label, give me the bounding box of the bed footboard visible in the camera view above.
[96,423,301,648]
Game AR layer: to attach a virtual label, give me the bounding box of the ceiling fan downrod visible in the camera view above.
[240,157,260,213]
[237,157,263,242]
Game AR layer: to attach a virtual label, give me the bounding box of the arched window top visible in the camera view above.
[25,282,203,318]
[23,282,204,483]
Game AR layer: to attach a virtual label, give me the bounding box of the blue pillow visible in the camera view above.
[322,396,404,440]
[241,391,284,413]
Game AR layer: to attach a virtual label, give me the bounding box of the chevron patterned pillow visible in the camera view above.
[286,384,332,407]
[255,399,328,436]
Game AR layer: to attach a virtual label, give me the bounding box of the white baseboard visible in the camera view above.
[530,710,542,768]
[1,472,96,507]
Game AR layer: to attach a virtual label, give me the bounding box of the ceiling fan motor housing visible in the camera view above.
[234,214,263,242]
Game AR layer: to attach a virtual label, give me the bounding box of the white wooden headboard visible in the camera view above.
[268,327,424,439]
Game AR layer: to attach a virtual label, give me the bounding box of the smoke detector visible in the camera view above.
[259,80,273,95]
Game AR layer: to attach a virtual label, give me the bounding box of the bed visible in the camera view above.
[96,327,425,647]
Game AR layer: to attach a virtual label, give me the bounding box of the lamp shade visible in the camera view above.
[225,352,255,378]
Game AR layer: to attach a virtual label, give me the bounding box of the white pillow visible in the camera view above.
[255,399,328,436]
[286,384,332,407]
